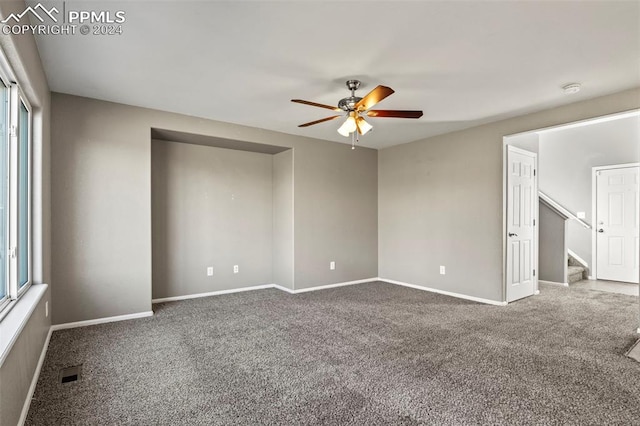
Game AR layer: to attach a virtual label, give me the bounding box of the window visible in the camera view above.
[17,98,30,290]
[0,61,32,318]
[0,79,7,313]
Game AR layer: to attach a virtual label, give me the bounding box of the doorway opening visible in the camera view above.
[503,109,640,304]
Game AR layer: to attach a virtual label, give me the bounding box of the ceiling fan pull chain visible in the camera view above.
[351,131,360,150]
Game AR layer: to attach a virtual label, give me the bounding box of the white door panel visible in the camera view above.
[596,166,639,284]
[506,146,537,302]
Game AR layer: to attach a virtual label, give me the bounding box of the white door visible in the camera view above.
[596,166,639,283]
[506,146,537,302]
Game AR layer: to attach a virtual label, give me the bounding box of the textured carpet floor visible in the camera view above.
[27,282,640,425]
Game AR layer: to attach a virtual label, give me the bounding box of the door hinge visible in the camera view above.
[533,169,536,176]
[9,247,15,259]
[9,125,16,138]
[533,219,536,226]
[533,269,536,277]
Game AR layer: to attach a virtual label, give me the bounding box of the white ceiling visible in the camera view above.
[28,1,640,149]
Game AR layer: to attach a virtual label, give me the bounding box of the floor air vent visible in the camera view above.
[59,365,82,383]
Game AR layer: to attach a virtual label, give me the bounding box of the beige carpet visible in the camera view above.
[27,282,640,425]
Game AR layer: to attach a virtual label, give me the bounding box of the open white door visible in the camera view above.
[595,166,639,284]
[506,146,537,302]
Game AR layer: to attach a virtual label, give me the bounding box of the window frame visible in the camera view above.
[11,86,32,298]
[0,75,9,315]
[0,53,32,319]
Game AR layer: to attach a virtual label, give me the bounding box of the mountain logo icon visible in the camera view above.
[1,3,59,24]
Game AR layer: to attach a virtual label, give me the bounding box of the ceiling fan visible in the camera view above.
[291,79,423,147]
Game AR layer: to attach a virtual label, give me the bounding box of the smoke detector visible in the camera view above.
[562,83,581,94]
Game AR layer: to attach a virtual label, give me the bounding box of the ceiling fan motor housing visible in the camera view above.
[338,96,362,111]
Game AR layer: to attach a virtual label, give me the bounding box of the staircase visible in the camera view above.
[567,254,587,284]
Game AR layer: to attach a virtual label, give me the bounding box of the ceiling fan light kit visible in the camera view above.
[292,79,423,148]
[356,116,373,135]
[337,112,357,137]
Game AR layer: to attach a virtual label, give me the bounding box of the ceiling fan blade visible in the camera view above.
[298,115,342,127]
[355,85,395,111]
[291,99,341,112]
[366,110,423,119]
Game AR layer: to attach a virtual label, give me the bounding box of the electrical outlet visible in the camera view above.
[440,265,446,275]
[330,261,335,270]
[233,265,239,274]
[207,267,213,276]
[45,301,49,317]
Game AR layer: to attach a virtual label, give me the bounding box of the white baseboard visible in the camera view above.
[18,326,52,426]
[151,277,506,305]
[152,284,275,303]
[378,278,507,306]
[51,311,154,331]
[539,280,569,287]
[54,276,535,333]
[151,279,375,302]
[271,284,295,294]
[292,278,377,294]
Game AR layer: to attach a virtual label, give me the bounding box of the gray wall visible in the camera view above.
[539,115,640,265]
[51,93,378,324]
[0,289,50,426]
[294,141,378,289]
[0,1,52,424]
[508,132,539,154]
[51,96,153,324]
[539,202,568,283]
[152,141,274,299]
[379,88,640,303]
[273,150,294,290]
[379,126,502,299]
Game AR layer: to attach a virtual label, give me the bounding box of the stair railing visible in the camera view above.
[538,191,591,229]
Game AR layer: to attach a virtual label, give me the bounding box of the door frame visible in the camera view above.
[502,145,539,303]
[590,162,640,280]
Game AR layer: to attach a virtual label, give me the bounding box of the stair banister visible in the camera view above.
[538,191,592,229]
